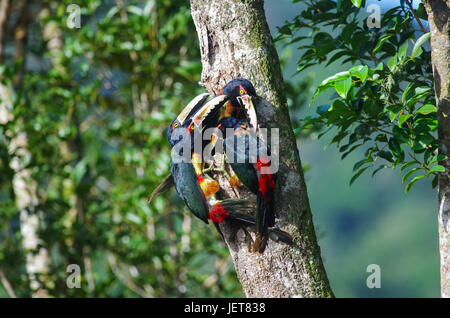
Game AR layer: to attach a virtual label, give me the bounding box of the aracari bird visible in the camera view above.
[163,93,256,228]
[194,78,277,253]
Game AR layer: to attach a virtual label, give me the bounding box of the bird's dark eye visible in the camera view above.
[239,89,244,95]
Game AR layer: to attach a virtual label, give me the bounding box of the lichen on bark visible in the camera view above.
[190,0,333,297]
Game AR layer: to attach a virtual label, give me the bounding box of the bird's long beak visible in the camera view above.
[237,95,258,131]
[191,94,229,128]
[177,93,210,126]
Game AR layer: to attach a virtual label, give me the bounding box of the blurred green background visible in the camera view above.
[0,0,439,297]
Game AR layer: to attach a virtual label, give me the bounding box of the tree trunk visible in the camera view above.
[423,0,450,298]
[1,0,51,297]
[190,0,333,298]
[0,0,11,64]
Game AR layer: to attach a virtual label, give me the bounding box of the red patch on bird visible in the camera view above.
[255,157,271,172]
[208,203,230,223]
[255,157,275,201]
[239,85,247,95]
[197,174,205,184]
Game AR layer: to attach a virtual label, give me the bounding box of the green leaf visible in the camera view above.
[104,6,119,21]
[73,160,87,184]
[353,159,367,172]
[341,22,358,44]
[136,200,152,217]
[341,143,363,160]
[398,42,408,62]
[405,175,425,194]
[317,104,331,115]
[415,3,428,20]
[432,174,438,188]
[319,71,351,87]
[374,134,387,143]
[402,81,416,103]
[406,92,433,111]
[127,5,143,16]
[387,54,398,71]
[428,165,445,174]
[335,77,352,98]
[428,154,448,166]
[278,25,292,35]
[388,138,402,157]
[402,167,420,184]
[398,113,412,127]
[350,166,370,186]
[400,161,418,171]
[412,134,434,151]
[389,110,399,122]
[310,71,351,105]
[125,212,142,225]
[373,34,393,54]
[372,164,388,177]
[415,86,431,95]
[350,0,362,8]
[326,51,348,66]
[411,32,431,58]
[349,65,369,82]
[378,150,394,162]
[393,125,410,144]
[416,104,437,115]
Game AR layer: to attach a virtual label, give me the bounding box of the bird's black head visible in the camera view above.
[221,78,256,99]
[167,118,183,147]
[167,93,209,147]
[220,78,258,129]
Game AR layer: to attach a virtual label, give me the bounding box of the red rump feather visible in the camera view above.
[255,157,275,201]
[208,203,230,223]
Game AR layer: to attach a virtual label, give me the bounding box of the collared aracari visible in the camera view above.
[194,78,277,253]
[150,88,291,249]
[163,92,257,229]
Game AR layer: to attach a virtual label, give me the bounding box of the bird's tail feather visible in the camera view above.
[252,193,276,253]
[210,199,255,227]
[148,174,174,203]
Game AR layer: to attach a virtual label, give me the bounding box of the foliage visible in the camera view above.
[0,0,243,297]
[278,0,443,192]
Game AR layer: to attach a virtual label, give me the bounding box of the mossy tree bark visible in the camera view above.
[423,0,450,298]
[190,0,333,297]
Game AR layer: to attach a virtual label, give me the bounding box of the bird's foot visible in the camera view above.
[251,235,266,254]
[268,228,294,246]
[242,227,255,252]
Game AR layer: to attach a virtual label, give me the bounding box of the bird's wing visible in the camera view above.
[171,162,210,223]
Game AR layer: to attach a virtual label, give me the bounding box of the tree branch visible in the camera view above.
[0,0,11,63]
[0,268,17,298]
[405,0,428,34]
